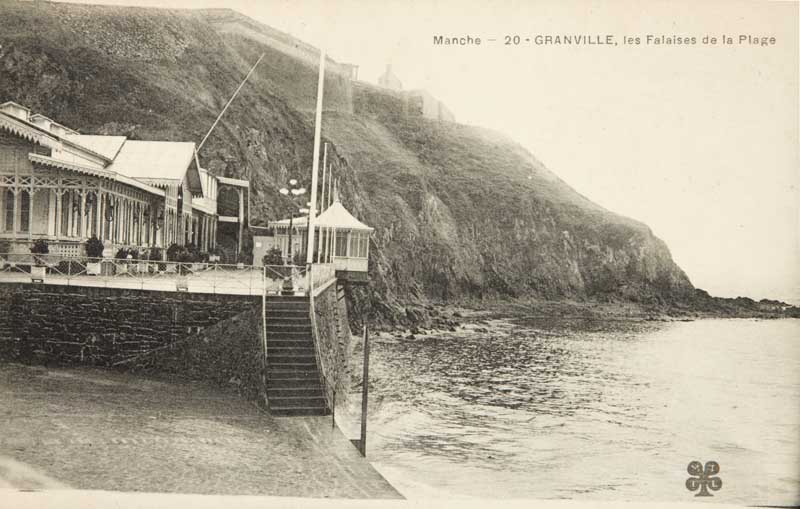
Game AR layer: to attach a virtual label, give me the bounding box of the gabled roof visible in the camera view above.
[106,140,196,181]
[29,153,164,197]
[63,134,127,160]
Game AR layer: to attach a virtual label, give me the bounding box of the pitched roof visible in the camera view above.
[106,140,196,181]
[270,201,373,231]
[63,134,127,160]
[316,201,373,230]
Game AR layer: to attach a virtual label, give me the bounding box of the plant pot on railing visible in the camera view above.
[29,240,49,282]
[30,265,46,281]
[0,240,10,268]
[86,260,102,275]
[85,236,104,276]
[115,249,130,275]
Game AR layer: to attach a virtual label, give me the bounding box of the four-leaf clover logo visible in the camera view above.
[686,460,722,497]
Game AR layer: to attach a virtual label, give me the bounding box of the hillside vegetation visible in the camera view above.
[0,0,708,324]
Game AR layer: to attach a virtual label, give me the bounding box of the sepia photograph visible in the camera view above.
[0,0,797,507]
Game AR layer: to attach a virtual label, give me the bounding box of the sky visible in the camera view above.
[57,0,800,303]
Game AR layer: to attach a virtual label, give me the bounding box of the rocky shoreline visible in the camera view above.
[369,294,800,338]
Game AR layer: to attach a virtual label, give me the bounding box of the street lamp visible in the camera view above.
[278,179,308,295]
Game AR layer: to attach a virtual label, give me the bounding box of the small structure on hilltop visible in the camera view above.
[269,192,373,284]
[377,64,403,91]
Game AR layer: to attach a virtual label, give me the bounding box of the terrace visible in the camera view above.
[0,252,337,296]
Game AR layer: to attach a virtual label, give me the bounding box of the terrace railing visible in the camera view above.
[0,253,310,296]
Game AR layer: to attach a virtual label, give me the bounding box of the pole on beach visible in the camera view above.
[359,324,370,457]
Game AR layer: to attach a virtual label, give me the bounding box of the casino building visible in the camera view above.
[0,101,249,258]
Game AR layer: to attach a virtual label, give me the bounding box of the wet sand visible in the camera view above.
[0,363,400,498]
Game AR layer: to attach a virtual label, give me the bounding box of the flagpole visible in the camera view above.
[320,143,328,212]
[327,163,333,208]
[305,48,325,265]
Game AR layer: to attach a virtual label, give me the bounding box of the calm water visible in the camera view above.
[352,319,799,504]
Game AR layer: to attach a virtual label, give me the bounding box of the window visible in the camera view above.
[19,190,29,233]
[3,190,13,232]
[335,231,348,257]
[354,232,369,258]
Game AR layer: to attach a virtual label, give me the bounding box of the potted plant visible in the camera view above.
[198,251,210,269]
[115,247,130,274]
[85,236,104,275]
[166,243,183,274]
[262,247,289,279]
[148,247,164,273]
[209,246,222,263]
[0,240,10,269]
[175,247,196,291]
[128,249,146,274]
[29,239,49,281]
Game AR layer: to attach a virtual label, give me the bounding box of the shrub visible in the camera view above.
[30,239,49,267]
[262,247,284,266]
[85,236,104,258]
[148,247,163,261]
[114,247,129,260]
[30,239,49,254]
[166,243,183,261]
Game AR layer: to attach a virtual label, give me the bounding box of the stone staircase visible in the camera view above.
[265,295,329,416]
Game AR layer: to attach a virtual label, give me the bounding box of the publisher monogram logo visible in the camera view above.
[686,460,722,497]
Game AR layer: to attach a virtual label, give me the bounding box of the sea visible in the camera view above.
[340,318,800,505]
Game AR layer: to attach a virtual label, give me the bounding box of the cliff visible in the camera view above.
[0,1,702,324]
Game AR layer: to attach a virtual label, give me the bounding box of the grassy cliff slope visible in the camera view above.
[0,1,702,324]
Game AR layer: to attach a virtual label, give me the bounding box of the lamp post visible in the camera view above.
[279,179,308,295]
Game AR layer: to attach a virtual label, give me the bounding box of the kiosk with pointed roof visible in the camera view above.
[269,190,373,283]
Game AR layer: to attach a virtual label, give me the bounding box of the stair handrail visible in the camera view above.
[308,263,335,413]
[261,266,270,409]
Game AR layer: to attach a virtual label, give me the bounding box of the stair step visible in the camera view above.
[269,396,327,408]
[267,346,315,354]
[267,382,322,392]
[266,335,312,342]
[270,406,329,416]
[266,301,309,309]
[268,354,316,364]
[267,327,311,338]
[269,361,317,368]
[268,379,323,389]
[266,316,311,323]
[266,328,312,335]
[266,308,309,315]
[268,342,314,350]
[267,368,319,380]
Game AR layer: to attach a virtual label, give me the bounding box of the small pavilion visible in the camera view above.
[269,195,373,282]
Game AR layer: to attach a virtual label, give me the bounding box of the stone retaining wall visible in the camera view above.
[0,283,259,366]
[313,282,353,407]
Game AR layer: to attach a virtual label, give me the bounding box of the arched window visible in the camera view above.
[4,190,14,232]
